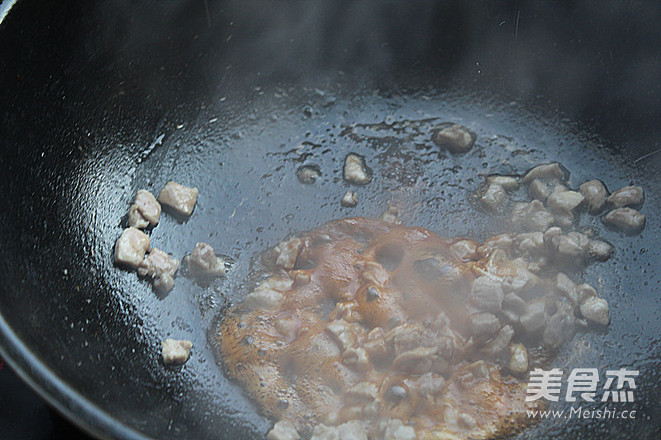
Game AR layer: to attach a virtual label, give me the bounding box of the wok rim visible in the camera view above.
[0,313,152,440]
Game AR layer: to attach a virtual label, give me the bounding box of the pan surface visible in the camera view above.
[0,1,660,439]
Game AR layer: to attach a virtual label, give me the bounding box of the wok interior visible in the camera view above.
[0,1,660,439]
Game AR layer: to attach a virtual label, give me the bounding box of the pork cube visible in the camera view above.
[162,338,192,365]
[579,180,608,213]
[341,190,358,207]
[343,153,371,184]
[138,248,179,293]
[114,227,150,268]
[603,207,646,233]
[158,181,199,216]
[521,162,566,184]
[137,248,179,279]
[432,123,476,153]
[128,189,161,228]
[268,420,300,440]
[184,242,226,278]
[607,185,644,208]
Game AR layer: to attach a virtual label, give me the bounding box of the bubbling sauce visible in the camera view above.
[217,217,557,439]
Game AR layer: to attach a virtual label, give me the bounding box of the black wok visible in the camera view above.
[0,1,659,439]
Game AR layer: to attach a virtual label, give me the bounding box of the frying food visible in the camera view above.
[158,181,199,216]
[128,189,161,229]
[431,123,475,153]
[114,227,150,268]
[183,242,227,279]
[162,338,193,366]
[341,190,358,208]
[218,217,612,439]
[343,153,371,185]
[137,248,180,293]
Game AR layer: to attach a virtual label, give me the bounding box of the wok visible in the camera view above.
[0,1,659,439]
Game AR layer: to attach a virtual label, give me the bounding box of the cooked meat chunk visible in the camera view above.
[137,248,179,293]
[607,185,644,208]
[580,297,609,325]
[589,239,613,261]
[432,123,476,153]
[487,175,519,191]
[579,180,608,213]
[114,227,150,268]
[480,184,506,211]
[341,190,358,207]
[184,242,226,278]
[296,165,321,184]
[343,153,371,184]
[127,189,161,229]
[268,420,300,440]
[508,343,529,375]
[521,162,566,184]
[528,179,551,201]
[161,338,192,365]
[603,207,646,232]
[546,190,584,214]
[158,181,199,216]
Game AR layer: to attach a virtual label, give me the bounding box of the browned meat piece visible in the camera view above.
[158,181,199,216]
[114,227,150,268]
[161,338,192,365]
[138,248,179,293]
[183,242,226,278]
[432,124,476,153]
[128,189,161,228]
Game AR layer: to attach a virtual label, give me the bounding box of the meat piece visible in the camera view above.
[577,283,597,305]
[380,206,402,224]
[114,227,150,268]
[579,180,608,213]
[162,338,192,365]
[468,312,500,337]
[157,181,199,216]
[382,419,416,440]
[127,189,161,229]
[607,185,644,208]
[274,237,303,269]
[469,276,504,312]
[340,190,358,207]
[521,163,566,184]
[311,421,368,440]
[480,184,506,211]
[268,420,300,440]
[487,175,519,191]
[343,153,371,184]
[508,343,529,375]
[184,242,226,278]
[603,208,646,233]
[528,179,551,202]
[480,325,514,355]
[580,297,609,325]
[137,248,179,278]
[296,165,321,184]
[153,273,175,293]
[543,302,575,348]
[138,248,180,293]
[450,239,479,261]
[554,272,577,305]
[520,301,545,333]
[546,190,584,214]
[432,124,476,153]
[589,239,613,261]
[523,200,554,232]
